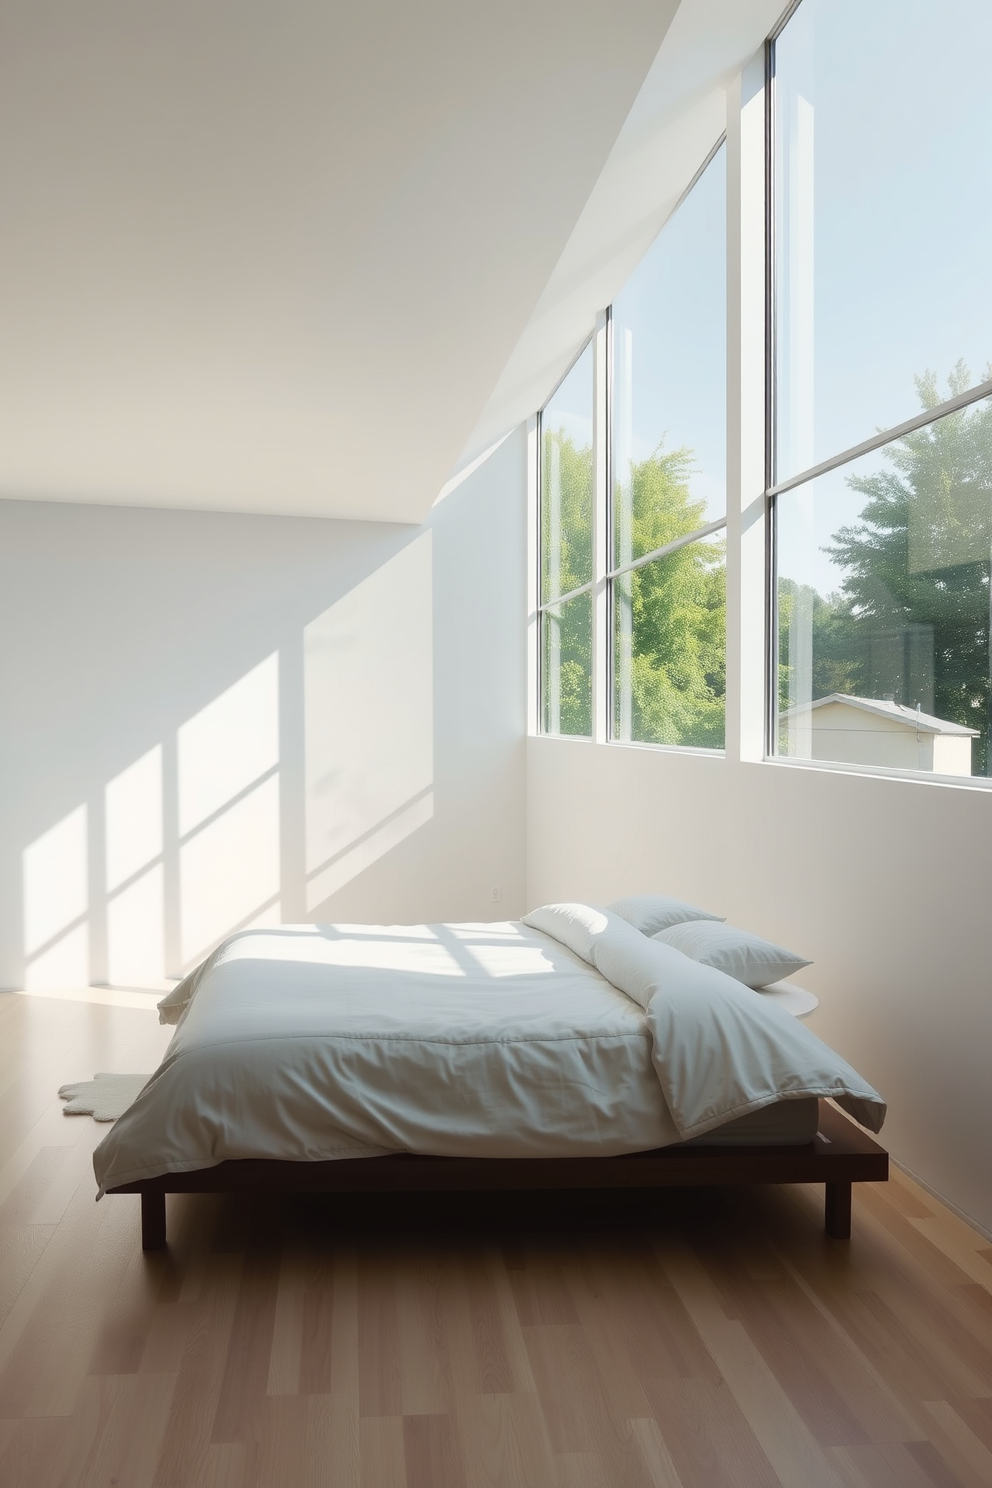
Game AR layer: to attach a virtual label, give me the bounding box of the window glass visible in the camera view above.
[541,343,594,603]
[612,144,726,570]
[613,535,726,749]
[542,591,593,738]
[775,0,992,482]
[777,392,992,776]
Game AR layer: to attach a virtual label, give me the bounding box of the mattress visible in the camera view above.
[92,916,883,1195]
[685,1096,819,1146]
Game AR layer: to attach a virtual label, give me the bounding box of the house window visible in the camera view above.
[771,0,992,777]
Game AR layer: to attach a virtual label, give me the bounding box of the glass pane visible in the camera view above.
[541,343,594,603]
[542,591,593,737]
[775,0,992,481]
[777,393,992,776]
[613,536,726,749]
[613,144,726,570]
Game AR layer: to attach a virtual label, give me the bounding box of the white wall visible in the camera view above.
[0,426,527,992]
[528,736,992,1236]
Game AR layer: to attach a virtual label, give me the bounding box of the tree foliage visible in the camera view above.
[779,363,992,772]
[541,427,726,744]
[617,446,725,747]
[541,429,593,736]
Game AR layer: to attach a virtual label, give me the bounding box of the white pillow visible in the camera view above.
[653,921,811,988]
[607,893,723,937]
[521,902,613,964]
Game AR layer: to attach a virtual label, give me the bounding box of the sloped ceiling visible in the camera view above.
[0,0,678,521]
[460,0,787,470]
[0,0,785,524]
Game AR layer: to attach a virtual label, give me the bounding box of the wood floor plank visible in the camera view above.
[660,1241,847,1488]
[0,1159,132,1416]
[710,1267,872,1446]
[772,1250,931,1444]
[640,1375,781,1488]
[195,1441,258,1488]
[454,1390,558,1488]
[402,1412,467,1488]
[628,1417,687,1488]
[307,1391,360,1488]
[0,1416,67,1488]
[299,1248,336,1395]
[921,1401,992,1488]
[151,1253,243,1488]
[211,1249,280,1444]
[521,1321,655,1486]
[830,1440,964,1488]
[396,1249,454,1416]
[358,1250,403,1418]
[266,1247,305,1396]
[140,1300,199,1375]
[359,1415,407,1488]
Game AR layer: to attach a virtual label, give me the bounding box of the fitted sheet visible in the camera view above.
[92,918,881,1195]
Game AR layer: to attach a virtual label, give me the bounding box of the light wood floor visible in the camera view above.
[2,991,992,1488]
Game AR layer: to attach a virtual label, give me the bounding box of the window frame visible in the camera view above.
[537,143,730,752]
[536,335,597,739]
[532,0,992,792]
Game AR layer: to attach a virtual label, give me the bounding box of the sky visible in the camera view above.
[774,0,992,593]
[544,0,992,598]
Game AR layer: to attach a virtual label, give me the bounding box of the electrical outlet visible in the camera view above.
[490,886,501,902]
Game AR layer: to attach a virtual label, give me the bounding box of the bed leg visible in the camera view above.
[824,1181,852,1239]
[141,1191,167,1250]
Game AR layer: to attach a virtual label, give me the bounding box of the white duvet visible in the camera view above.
[92,912,885,1195]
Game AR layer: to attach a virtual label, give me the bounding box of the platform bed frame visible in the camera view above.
[110,1100,887,1251]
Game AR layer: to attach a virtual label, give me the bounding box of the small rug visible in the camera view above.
[59,1073,151,1122]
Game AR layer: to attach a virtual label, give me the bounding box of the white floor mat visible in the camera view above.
[59,1073,151,1122]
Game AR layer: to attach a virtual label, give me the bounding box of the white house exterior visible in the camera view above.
[781,694,979,775]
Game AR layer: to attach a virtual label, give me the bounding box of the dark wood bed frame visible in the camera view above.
[109,1100,887,1250]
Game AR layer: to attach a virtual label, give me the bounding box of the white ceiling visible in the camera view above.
[0,0,785,524]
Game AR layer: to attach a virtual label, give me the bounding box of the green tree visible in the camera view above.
[541,430,726,744]
[541,428,593,735]
[616,444,726,747]
[779,363,992,772]
[777,580,862,716]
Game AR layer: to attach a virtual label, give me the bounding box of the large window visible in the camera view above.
[535,0,991,790]
[539,145,727,749]
[773,0,992,778]
[612,144,726,749]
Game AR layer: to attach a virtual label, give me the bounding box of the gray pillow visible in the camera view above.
[607,893,723,938]
[653,921,811,988]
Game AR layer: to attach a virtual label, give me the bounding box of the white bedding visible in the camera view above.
[92,916,885,1195]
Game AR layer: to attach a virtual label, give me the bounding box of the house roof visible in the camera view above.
[784,694,980,737]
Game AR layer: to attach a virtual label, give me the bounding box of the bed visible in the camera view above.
[95,908,888,1249]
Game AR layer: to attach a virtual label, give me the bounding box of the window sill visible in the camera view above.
[760,753,992,792]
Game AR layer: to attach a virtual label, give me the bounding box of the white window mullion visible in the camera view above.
[591,310,610,744]
[526,414,541,736]
[726,50,769,766]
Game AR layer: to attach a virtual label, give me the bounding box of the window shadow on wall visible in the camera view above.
[6,512,433,994]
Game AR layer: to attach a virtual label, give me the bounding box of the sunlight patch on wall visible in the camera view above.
[180,774,280,963]
[107,864,165,988]
[106,745,165,985]
[178,655,280,965]
[23,805,89,990]
[304,534,433,909]
[178,655,279,835]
